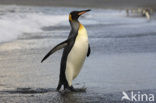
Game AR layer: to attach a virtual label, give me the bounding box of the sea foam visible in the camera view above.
[0,5,67,43]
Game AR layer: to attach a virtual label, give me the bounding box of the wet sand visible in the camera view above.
[0,88,156,103]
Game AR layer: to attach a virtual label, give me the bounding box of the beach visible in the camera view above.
[0,4,156,103]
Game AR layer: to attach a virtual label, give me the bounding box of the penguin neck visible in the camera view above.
[69,20,80,32]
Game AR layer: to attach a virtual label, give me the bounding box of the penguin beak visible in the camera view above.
[78,9,91,16]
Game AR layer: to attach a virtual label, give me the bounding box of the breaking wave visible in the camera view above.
[0,5,67,42]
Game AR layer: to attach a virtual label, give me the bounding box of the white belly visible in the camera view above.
[65,24,88,86]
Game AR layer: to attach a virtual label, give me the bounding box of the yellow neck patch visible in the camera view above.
[78,23,88,38]
[79,23,84,30]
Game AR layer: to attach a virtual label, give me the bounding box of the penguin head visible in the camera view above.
[69,9,91,21]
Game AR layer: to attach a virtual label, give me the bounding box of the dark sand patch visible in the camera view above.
[0,88,156,103]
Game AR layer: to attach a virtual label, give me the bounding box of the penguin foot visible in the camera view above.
[58,88,86,93]
[57,85,86,92]
[68,86,77,92]
[68,86,86,92]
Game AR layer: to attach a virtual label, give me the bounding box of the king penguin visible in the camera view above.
[41,9,91,91]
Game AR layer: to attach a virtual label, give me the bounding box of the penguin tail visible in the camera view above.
[56,78,68,91]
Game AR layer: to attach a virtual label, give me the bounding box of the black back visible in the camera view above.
[57,20,80,89]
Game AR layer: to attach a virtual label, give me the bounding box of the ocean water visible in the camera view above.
[1,5,156,44]
[0,5,156,102]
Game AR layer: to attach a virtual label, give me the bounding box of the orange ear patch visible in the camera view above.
[69,14,72,21]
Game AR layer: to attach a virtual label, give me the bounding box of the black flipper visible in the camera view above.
[87,44,91,57]
[41,39,69,63]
